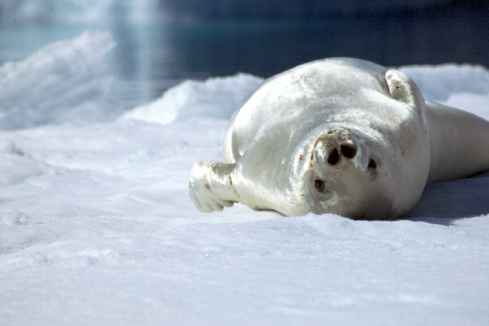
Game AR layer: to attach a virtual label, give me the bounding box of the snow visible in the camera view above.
[125,74,263,125]
[1,32,489,325]
[0,32,115,129]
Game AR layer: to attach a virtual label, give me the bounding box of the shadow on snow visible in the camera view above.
[407,172,489,225]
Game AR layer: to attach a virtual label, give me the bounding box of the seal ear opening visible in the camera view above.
[385,69,423,108]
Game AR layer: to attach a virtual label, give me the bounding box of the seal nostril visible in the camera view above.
[368,158,377,170]
[314,179,326,193]
[340,144,357,159]
[327,148,340,165]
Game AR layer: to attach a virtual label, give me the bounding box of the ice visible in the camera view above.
[0,32,116,129]
[1,33,489,325]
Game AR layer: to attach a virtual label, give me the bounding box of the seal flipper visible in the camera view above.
[385,69,425,112]
[189,161,239,212]
[426,102,489,182]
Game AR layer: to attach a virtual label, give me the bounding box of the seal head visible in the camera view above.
[286,124,396,218]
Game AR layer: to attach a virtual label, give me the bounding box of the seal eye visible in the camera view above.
[314,179,326,193]
[368,158,377,170]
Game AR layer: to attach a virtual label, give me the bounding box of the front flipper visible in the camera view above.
[189,161,239,212]
[385,69,424,110]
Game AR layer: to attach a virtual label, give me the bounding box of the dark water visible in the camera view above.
[1,8,488,104]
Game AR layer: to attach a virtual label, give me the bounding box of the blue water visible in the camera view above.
[1,8,488,104]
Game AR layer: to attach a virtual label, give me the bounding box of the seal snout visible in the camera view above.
[313,129,359,166]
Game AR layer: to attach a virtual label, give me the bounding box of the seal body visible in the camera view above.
[189,58,489,218]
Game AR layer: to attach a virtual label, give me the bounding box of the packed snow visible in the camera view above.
[0,32,488,325]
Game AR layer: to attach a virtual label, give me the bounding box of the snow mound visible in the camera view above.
[402,64,489,102]
[0,32,115,129]
[124,74,263,125]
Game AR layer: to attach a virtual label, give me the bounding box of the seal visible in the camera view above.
[189,58,489,218]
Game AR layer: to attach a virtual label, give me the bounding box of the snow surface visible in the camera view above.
[1,32,489,325]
